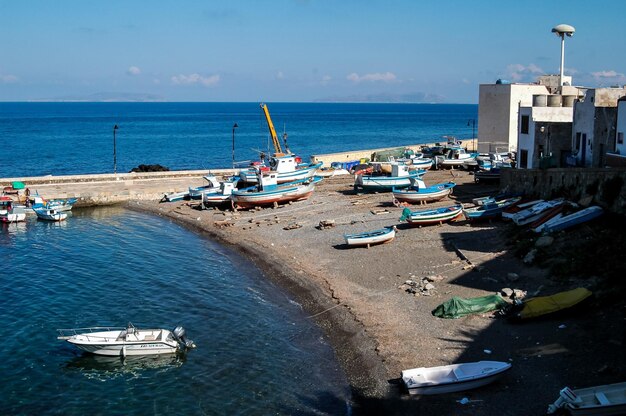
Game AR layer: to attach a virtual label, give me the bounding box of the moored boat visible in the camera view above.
[392,180,455,205]
[0,204,26,223]
[57,323,196,357]
[34,207,67,221]
[399,204,463,227]
[344,226,396,248]
[401,361,512,395]
[547,382,626,415]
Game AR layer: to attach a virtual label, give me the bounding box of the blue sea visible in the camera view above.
[0,102,477,415]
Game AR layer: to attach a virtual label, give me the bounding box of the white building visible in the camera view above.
[571,87,626,167]
[478,75,580,153]
[606,97,626,167]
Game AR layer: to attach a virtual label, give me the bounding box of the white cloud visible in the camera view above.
[0,73,18,83]
[346,71,397,83]
[127,66,141,76]
[171,73,220,87]
[591,70,626,82]
[506,63,543,82]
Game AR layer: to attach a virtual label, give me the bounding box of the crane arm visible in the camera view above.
[260,103,283,156]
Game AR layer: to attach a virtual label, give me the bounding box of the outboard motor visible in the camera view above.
[172,326,196,350]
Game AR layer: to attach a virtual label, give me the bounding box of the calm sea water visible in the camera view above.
[0,207,349,415]
[0,102,477,178]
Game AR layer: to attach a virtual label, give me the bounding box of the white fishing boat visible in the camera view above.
[401,361,512,395]
[34,207,67,221]
[188,175,221,200]
[57,323,196,357]
[392,180,455,204]
[231,171,322,209]
[202,180,238,208]
[354,163,425,192]
[0,201,26,223]
[509,199,565,226]
[547,382,626,415]
[344,226,396,248]
[433,146,477,169]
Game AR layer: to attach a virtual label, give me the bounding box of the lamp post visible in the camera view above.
[467,119,476,152]
[232,123,238,169]
[113,124,119,175]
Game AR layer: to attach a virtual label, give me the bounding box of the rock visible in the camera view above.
[507,272,520,282]
[425,274,444,282]
[501,288,514,298]
[535,236,554,248]
[523,249,537,264]
[316,220,336,230]
[424,283,435,291]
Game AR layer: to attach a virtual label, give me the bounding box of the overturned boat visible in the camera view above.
[57,323,196,357]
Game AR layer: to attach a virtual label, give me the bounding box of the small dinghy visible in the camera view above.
[392,180,455,205]
[399,204,463,227]
[547,382,626,415]
[34,207,67,221]
[57,323,196,357]
[401,360,511,395]
[344,226,396,248]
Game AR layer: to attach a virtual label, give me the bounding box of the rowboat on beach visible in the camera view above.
[547,382,626,415]
[536,205,603,234]
[202,179,238,208]
[392,180,455,205]
[231,171,322,209]
[401,361,512,395]
[344,226,396,248]
[188,175,221,200]
[57,323,196,357]
[399,205,464,227]
[433,146,478,169]
[354,163,425,192]
[462,196,521,221]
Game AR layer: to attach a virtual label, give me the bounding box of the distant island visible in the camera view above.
[314,92,446,103]
[29,92,167,102]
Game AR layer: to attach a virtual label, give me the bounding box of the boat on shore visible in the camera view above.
[239,156,322,184]
[537,205,603,233]
[354,163,425,192]
[547,382,626,415]
[399,204,463,227]
[401,361,512,395]
[392,180,455,205]
[433,146,478,169]
[231,171,322,209]
[344,226,396,248]
[188,175,221,200]
[463,196,521,221]
[202,179,238,208]
[57,323,196,357]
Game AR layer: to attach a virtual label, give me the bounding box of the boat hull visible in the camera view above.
[231,179,320,209]
[240,163,321,184]
[355,171,424,192]
[344,227,395,247]
[392,182,455,204]
[401,205,464,227]
[68,340,179,356]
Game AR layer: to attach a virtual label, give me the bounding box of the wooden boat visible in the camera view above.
[510,287,592,320]
[188,175,221,200]
[399,205,464,227]
[401,361,512,395]
[28,195,77,212]
[344,226,396,248]
[392,180,455,205]
[231,172,322,209]
[202,180,238,208]
[354,163,425,192]
[502,199,544,219]
[510,199,565,226]
[57,323,196,357]
[463,197,521,221]
[34,207,67,221]
[547,382,626,415]
[161,190,189,203]
[239,155,322,184]
[0,204,26,223]
[433,146,478,169]
[538,206,603,233]
[530,204,566,232]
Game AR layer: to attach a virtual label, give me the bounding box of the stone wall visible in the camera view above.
[501,167,626,214]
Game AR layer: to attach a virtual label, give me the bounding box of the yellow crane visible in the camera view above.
[260,103,290,157]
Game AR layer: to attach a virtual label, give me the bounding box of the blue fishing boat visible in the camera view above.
[354,163,426,192]
[231,171,322,210]
[538,206,603,233]
[392,180,455,205]
[399,204,464,227]
[344,226,396,248]
[463,197,522,221]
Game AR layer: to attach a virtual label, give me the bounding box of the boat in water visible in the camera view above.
[57,323,196,357]
[401,361,512,395]
[344,226,396,248]
[34,207,68,221]
[0,199,27,223]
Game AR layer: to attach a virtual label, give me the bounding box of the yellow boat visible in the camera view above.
[516,287,592,320]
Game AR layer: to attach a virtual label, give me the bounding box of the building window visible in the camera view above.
[575,132,582,150]
[520,115,529,134]
[619,132,624,145]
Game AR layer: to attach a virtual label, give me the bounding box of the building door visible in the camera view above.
[519,149,528,169]
[581,134,587,166]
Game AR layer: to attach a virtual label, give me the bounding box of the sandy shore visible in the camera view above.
[127,169,623,415]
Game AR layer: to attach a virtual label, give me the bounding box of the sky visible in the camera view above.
[1,0,625,103]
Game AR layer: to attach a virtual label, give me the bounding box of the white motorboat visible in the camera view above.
[547,382,626,415]
[34,207,68,221]
[57,323,196,357]
[188,175,221,200]
[401,360,511,395]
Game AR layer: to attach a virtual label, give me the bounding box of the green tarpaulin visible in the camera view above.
[11,181,25,190]
[432,294,508,319]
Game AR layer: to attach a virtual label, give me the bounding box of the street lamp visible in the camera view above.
[232,123,239,169]
[113,124,119,175]
[551,24,575,87]
[467,119,476,152]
